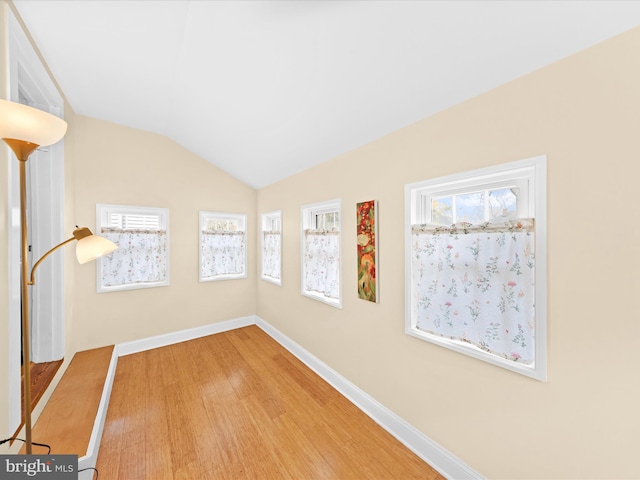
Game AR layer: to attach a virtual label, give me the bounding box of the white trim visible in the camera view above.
[77,315,481,479]
[404,155,547,381]
[116,316,255,357]
[533,156,548,380]
[29,139,66,363]
[78,348,117,480]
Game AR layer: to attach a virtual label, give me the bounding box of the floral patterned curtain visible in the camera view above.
[263,231,281,281]
[303,229,340,299]
[201,230,245,279]
[411,219,535,364]
[100,228,168,287]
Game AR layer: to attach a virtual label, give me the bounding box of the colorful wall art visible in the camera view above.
[357,200,378,302]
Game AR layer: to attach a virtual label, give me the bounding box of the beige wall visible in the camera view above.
[70,116,257,351]
[257,27,640,479]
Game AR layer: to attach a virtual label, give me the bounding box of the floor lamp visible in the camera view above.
[0,99,117,454]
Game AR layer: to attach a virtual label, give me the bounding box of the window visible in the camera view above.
[261,210,282,285]
[200,211,247,282]
[301,199,342,307]
[97,204,169,292]
[405,156,546,380]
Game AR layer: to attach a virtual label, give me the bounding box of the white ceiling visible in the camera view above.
[12,0,640,189]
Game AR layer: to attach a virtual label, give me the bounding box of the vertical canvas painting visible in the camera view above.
[357,200,378,302]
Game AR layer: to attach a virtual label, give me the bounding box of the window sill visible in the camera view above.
[302,290,342,309]
[200,273,247,283]
[261,276,282,286]
[405,326,545,381]
[97,280,169,293]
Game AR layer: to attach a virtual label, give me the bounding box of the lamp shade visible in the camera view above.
[75,230,118,264]
[0,99,67,146]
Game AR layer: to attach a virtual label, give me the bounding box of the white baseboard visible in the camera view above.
[116,315,255,356]
[78,348,118,480]
[79,315,482,480]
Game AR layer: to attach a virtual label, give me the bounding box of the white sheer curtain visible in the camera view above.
[100,228,168,287]
[201,230,245,279]
[303,229,340,299]
[263,231,281,280]
[411,219,535,364]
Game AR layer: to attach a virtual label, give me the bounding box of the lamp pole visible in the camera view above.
[3,138,41,454]
[19,159,32,453]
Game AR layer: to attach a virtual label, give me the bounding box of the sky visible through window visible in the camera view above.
[432,187,518,225]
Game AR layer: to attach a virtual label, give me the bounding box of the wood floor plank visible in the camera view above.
[21,359,64,420]
[22,346,113,456]
[96,326,446,479]
[273,413,337,479]
[93,435,121,480]
[118,439,145,480]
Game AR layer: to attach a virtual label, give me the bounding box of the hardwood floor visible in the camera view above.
[27,359,64,412]
[14,359,64,439]
[22,359,64,414]
[96,326,445,479]
[21,347,113,455]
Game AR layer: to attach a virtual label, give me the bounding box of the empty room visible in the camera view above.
[1,1,640,479]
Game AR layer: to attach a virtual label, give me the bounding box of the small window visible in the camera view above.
[261,210,282,285]
[200,211,247,282]
[405,156,546,380]
[301,199,342,308]
[97,204,169,292]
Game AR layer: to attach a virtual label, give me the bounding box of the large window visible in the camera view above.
[97,204,169,292]
[199,211,247,282]
[405,156,546,380]
[261,210,282,285]
[301,199,342,307]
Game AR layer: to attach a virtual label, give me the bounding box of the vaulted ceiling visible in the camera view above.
[13,1,640,188]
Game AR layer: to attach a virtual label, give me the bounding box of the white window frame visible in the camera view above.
[96,204,170,293]
[405,156,547,380]
[261,210,282,285]
[199,211,247,282]
[301,199,342,308]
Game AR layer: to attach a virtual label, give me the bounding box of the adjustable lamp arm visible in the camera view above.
[28,236,75,286]
[28,227,117,285]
